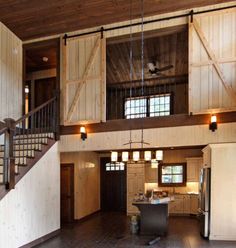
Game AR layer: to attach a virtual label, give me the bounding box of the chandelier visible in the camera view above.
[111,0,163,164]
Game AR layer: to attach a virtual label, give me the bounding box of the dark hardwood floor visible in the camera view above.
[36,212,236,248]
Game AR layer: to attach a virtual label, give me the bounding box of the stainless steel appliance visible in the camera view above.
[198,167,211,238]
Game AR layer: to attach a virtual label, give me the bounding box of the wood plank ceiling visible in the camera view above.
[0,0,233,40]
[106,25,188,87]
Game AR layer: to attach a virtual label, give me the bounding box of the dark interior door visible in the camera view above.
[61,163,74,223]
[34,77,56,107]
[101,158,127,212]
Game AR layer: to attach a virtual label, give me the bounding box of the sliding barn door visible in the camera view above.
[63,34,106,125]
[189,9,236,114]
[0,22,22,122]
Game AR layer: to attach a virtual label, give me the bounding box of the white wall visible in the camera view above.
[0,143,60,248]
[60,151,100,220]
[59,122,236,152]
[0,22,22,122]
[210,143,236,241]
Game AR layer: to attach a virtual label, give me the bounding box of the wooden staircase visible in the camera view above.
[0,95,59,200]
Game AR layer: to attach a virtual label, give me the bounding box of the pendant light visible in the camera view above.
[122,151,129,162]
[111,151,118,162]
[133,151,140,162]
[144,151,152,161]
[156,150,163,161]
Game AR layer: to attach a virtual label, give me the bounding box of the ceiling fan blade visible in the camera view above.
[157,65,173,71]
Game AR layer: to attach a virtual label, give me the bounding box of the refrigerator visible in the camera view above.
[198,167,211,238]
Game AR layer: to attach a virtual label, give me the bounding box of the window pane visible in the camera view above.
[172,166,183,174]
[172,175,183,183]
[162,166,172,174]
[162,175,172,183]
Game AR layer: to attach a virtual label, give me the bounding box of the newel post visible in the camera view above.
[4,118,16,190]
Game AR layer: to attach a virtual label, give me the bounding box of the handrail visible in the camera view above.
[0,93,59,191]
[15,96,56,125]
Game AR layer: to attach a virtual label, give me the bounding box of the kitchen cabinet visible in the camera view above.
[169,194,199,215]
[186,157,203,182]
[183,195,191,214]
[127,164,145,215]
[145,164,157,183]
[202,146,211,168]
[190,194,199,215]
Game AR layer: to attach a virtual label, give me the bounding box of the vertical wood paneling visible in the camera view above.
[0,22,22,122]
[60,152,100,220]
[0,143,60,248]
[63,34,106,125]
[189,9,236,114]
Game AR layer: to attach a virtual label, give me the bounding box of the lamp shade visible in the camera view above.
[80,126,86,134]
[144,151,152,161]
[151,159,158,168]
[156,150,163,161]
[211,115,217,123]
[122,151,129,162]
[111,151,118,162]
[133,151,140,162]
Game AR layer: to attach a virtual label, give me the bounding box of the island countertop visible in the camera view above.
[133,196,174,205]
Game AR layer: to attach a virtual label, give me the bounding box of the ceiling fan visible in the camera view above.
[147,59,173,77]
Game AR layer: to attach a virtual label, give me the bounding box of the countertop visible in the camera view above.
[133,196,174,205]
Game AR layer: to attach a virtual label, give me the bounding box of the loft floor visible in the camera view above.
[36,212,236,248]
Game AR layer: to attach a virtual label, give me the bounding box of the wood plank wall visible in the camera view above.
[60,151,100,220]
[59,122,236,152]
[0,22,22,122]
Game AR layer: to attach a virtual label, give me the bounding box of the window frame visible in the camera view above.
[124,92,173,119]
[158,163,187,187]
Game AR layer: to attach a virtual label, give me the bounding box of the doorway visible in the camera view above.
[23,38,60,114]
[100,157,127,212]
[61,163,74,223]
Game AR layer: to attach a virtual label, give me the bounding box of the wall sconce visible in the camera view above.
[80,126,87,140]
[209,115,217,132]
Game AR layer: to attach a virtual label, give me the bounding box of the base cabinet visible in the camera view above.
[169,194,199,215]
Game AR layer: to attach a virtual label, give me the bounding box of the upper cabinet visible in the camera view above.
[189,8,236,114]
[186,157,203,182]
[0,22,22,122]
[62,34,106,125]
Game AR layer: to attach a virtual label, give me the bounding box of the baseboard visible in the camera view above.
[74,210,101,224]
[20,229,60,248]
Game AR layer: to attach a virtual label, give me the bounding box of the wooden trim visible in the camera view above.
[19,229,60,248]
[158,163,187,187]
[60,111,236,135]
[73,210,101,223]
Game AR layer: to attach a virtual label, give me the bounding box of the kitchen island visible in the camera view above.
[133,197,173,236]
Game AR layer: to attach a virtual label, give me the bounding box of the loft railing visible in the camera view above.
[0,93,59,190]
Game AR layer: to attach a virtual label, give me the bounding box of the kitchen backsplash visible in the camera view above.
[145,182,199,194]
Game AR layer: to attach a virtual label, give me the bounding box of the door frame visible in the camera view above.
[60,163,75,223]
[22,38,61,114]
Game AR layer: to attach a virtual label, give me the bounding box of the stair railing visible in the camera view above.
[0,93,59,190]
